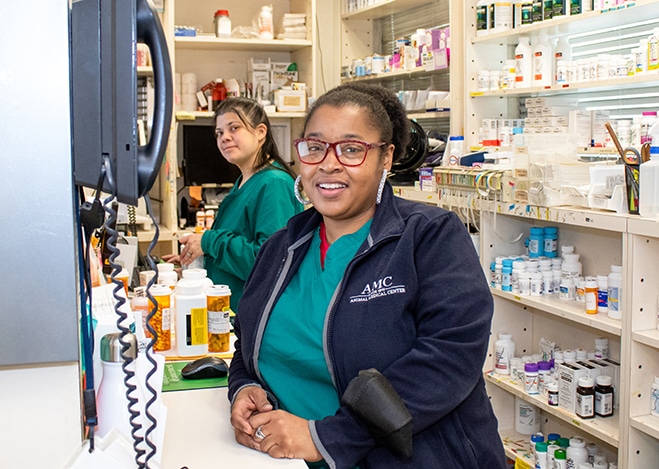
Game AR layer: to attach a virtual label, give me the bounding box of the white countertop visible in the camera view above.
[161,387,307,469]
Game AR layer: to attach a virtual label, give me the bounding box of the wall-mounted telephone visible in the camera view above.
[71,0,172,205]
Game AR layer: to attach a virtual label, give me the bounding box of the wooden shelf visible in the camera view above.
[341,0,431,20]
[486,372,620,447]
[175,111,307,121]
[174,35,312,52]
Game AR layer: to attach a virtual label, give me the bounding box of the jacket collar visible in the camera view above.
[284,181,406,247]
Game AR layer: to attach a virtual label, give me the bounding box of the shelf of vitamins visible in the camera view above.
[473,0,658,45]
[502,430,619,469]
[488,332,620,447]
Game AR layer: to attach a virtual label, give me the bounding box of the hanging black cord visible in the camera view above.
[140,193,161,468]
[100,156,148,467]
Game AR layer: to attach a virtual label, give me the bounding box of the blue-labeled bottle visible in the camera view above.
[528,227,545,258]
[543,226,558,258]
[502,259,513,292]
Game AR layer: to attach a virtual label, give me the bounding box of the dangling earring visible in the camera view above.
[294,175,311,205]
[376,169,388,205]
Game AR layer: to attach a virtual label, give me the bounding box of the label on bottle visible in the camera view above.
[476,5,488,33]
[208,310,231,334]
[608,286,620,312]
[576,390,594,418]
[595,388,613,416]
[186,307,208,346]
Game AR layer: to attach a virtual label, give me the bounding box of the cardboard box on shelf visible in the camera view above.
[274,89,306,112]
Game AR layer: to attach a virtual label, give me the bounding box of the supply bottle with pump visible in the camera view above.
[515,36,533,88]
[533,31,553,87]
[640,120,659,218]
[554,35,572,84]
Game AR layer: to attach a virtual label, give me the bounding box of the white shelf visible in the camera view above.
[392,186,439,204]
[491,289,623,336]
[486,372,620,447]
[479,201,629,233]
[471,0,659,45]
[176,111,307,120]
[633,330,659,350]
[470,72,659,98]
[630,414,659,441]
[341,0,431,20]
[174,35,312,52]
[137,66,153,76]
[627,216,659,238]
[500,429,535,466]
[341,64,449,84]
[137,226,176,244]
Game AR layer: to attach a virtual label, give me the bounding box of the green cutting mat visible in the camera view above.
[162,360,228,392]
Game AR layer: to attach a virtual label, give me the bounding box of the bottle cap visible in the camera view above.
[554,448,567,460]
[207,284,232,297]
[525,362,539,372]
[596,375,612,386]
[546,380,558,392]
[570,437,586,448]
[535,441,548,452]
[538,360,551,371]
[149,284,173,297]
[176,278,204,295]
[157,262,175,272]
[182,268,208,280]
[531,433,544,443]
[215,9,229,17]
[101,332,137,363]
[578,376,595,388]
[557,437,570,448]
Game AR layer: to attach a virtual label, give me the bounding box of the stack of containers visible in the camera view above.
[181,72,198,112]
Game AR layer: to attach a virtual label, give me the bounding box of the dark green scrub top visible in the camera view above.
[200,164,302,310]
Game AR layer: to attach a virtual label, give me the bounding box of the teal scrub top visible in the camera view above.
[200,164,303,310]
[259,220,372,429]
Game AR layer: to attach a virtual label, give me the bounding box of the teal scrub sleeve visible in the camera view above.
[200,175,301,282]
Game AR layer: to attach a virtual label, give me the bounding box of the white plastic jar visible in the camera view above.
[495,332,516,375]
[175,279,208,357]
[214,10,231,38]
[607,265,623,319]
[157,262,178,290]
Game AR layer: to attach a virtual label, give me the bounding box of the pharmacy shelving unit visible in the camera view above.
[340,0,464,134]
[626,217,659,467]
[141,0,323,255]
[479,202,627,465]
[461,1,659,465]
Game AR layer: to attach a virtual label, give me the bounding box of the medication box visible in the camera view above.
[274,89,307,112]
[558,362,591,414]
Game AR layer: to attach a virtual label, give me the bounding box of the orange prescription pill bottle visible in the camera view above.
[206,285,232,353]
[147,284,172,351]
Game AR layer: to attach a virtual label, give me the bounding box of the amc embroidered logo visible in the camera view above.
[349,276,407,303]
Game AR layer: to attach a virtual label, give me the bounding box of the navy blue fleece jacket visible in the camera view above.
[228,183,506,469]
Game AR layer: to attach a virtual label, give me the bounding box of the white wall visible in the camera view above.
[0,0,82,466]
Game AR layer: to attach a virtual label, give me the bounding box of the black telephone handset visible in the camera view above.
[135,0,173,200]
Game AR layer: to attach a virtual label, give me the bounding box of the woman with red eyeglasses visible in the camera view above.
[228,83,505,469]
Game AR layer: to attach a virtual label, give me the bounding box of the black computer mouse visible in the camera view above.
[180,356,229,380]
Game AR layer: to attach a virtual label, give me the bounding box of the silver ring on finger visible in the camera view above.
[255,425,266,441]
